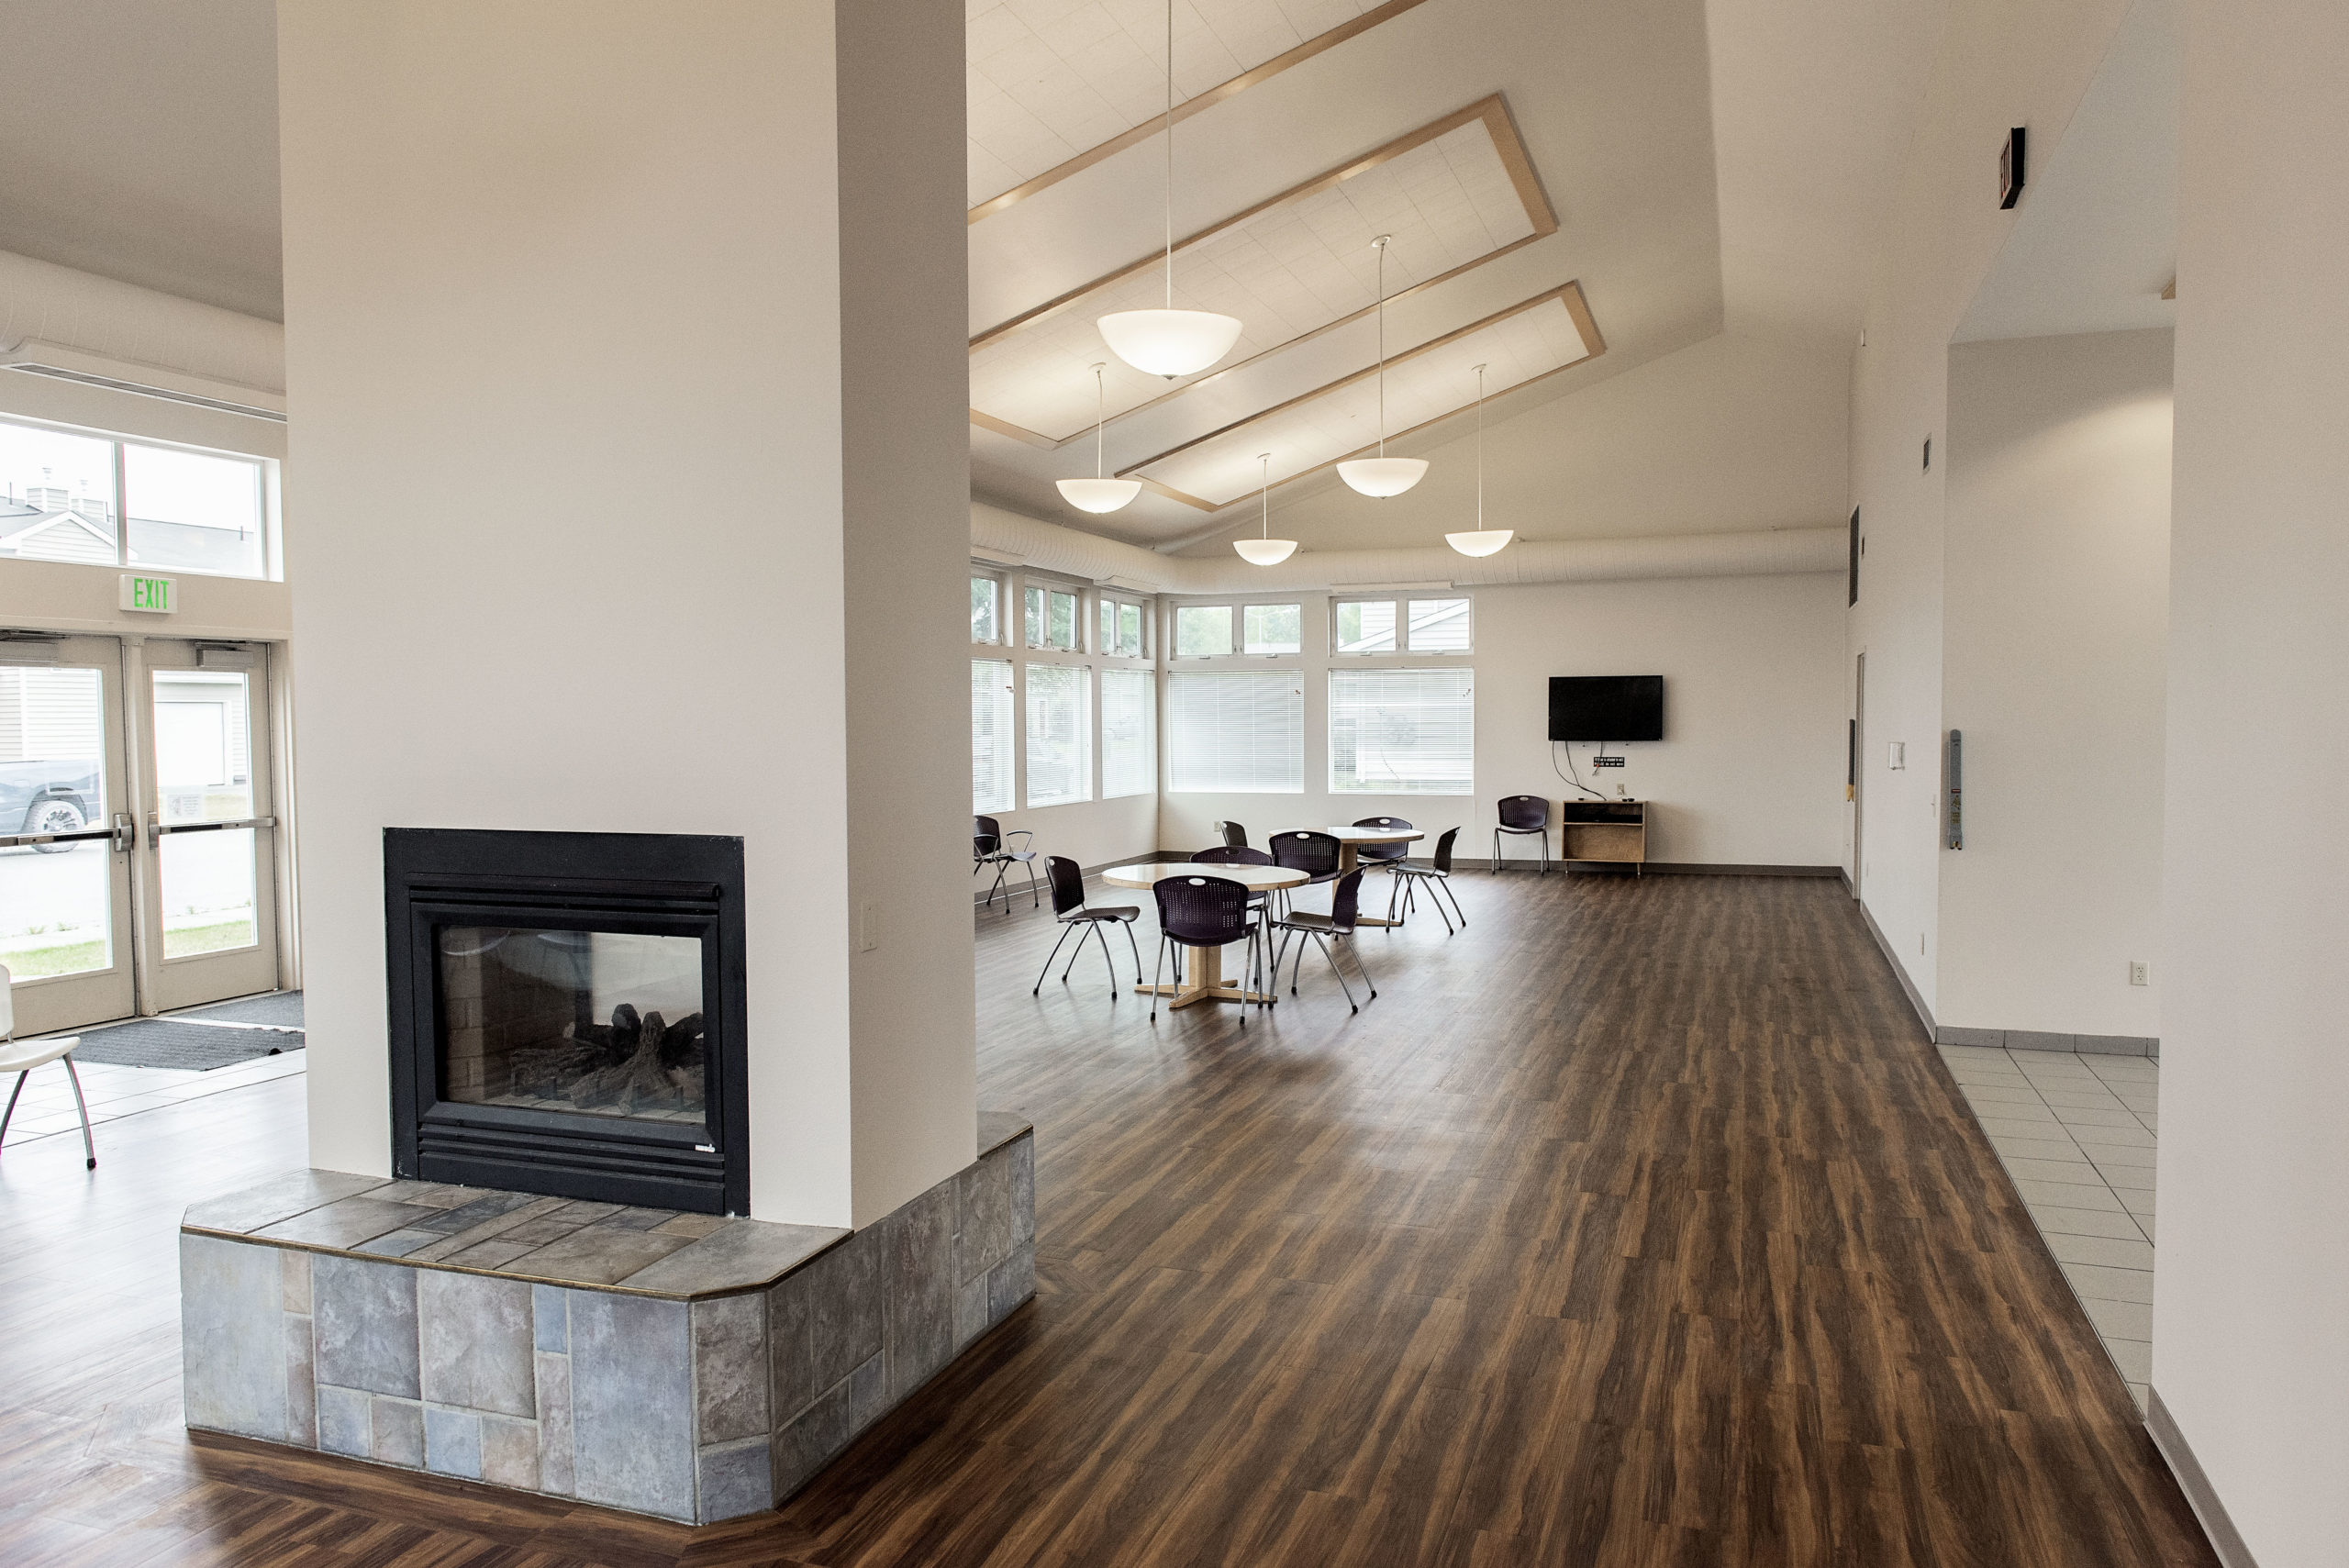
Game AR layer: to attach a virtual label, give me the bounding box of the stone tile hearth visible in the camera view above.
[181,1116,1033,1523]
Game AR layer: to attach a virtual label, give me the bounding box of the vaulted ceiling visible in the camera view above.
[0,0,1955,548]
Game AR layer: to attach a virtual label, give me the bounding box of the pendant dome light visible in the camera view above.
[1234,452,1297,565]
[1056,362,1143,514]
[1096,0,1244,379]
[1336,234,1429,498]
[1445,362,1513,557]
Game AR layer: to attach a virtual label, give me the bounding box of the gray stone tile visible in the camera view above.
[500,1223,694,1287]
[804,1227,884,1399]
[955,1272,990,1350]
[351,1228,444,1260]
[2042,1231,2155,1270]
[653,1213,729,1240]
[2062,1262,2154,1305]
[417,1191,542,1235]
[885,1181,956,1402]
[2074,1034,2156,1057]
[2051,1105,2142,1128]
[771,1365,860,1504]
[533,1284,568,1352]
[2090,1154,2158,1184]
[281,1250,312,1314]
[257,1195,445,1251]
[988,1241,1035,1325]
[440,1239,541,1271]
[418,1270,536,1418]
[481,1415,540,1490]
[618,1219,845,1296]
[846,1351,886,1430]
[1009,1136,1035,1249]
[313,1254,420,1398]
[1998,1154,2101,1184]
[2106,1338,2152,1382]
[406,1196,572,1261]
[182,1169,390,1237]
[693,1294,770,1445]
[1987,1135,2090,1163]
[2011,1178,2123,1212]
[768,1263,817,1424]
[977,1112,1032,1157]
[371,1396,424,1467]
[958,1148,1019,1284]
[424,1406,483,1480]
[2120,1187,2157,1218]
[367,1181,480,1209]
[570,1290,695,1521]
[536,1351,574,1496]
[697,1437,775,1522]
[2083,1296,2154,1340]
[2066,1122,2154,1149]
[2027,1204,2149,1241]
[317,1384,369,1457]
[180,1233,289,1441]
[604,1206,680,1231]
[285,1316,317,1446]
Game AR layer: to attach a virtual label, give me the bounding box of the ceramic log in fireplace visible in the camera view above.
[385,828,749,1214]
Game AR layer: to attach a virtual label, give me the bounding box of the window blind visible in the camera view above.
[1025,662,1092,807]
[1169,671,1302,794]
[1100,668,1155,799]
[1329,668,1474,795]
[971,659,1014,812]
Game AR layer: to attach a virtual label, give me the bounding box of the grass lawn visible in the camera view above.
[163,919,258,960]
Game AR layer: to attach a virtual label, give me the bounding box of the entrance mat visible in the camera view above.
[181,990,305,1029]
[69,1018,304,1072]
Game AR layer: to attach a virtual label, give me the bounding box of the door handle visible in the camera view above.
[114,812,135,853]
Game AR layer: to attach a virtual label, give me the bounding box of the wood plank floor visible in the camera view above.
[0,871,2217,1567]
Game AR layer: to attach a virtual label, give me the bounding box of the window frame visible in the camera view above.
[0,409,280,583]
[1099,665,1156,800]
[1021,659,1094,809]
[1326,665,1475,796]
[1165,667,1307,795]
[1025,581,1083,652]
[1167,598,1307,661]
[970,656,1016,813]
[970,570,1005,646]
[1097,591,1151,662]
[1330,593,1474,656]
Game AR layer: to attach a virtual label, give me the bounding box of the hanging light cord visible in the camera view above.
[1163,0,1175,311]
[1374,237,1389,455]
[1093,363,1108,478]
[1260,453,1273,539]
[1475,362,1486,527]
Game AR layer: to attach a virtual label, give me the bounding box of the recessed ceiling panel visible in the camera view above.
[966,0,1428,216]
[970,97,1551,447]
[1129,283,1600,508]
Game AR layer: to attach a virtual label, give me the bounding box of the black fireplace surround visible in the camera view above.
[386,828,751,1214]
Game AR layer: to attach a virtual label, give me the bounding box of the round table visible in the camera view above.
[1100,862,1308,1008]
[1321,826,1424,926]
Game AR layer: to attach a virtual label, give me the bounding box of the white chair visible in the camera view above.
[0,963,95,1169]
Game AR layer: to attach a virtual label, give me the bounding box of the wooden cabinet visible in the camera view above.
[1559,799,1647,873]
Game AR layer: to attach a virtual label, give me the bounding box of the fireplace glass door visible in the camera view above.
[439,925,707,1132]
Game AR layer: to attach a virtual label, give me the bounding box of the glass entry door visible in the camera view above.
[136,639,280,1012]
[1,636,136,1035]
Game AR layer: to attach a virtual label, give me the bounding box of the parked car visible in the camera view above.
[2,759,100,852]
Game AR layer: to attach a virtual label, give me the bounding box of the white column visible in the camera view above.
[278,0,973,1227]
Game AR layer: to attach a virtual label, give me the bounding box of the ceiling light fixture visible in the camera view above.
[1234,452,1297,565]
[1096,0,1244,379]
[1056,362,1143,514]
[1337,235,1429,497]
[1446,362,1512,557]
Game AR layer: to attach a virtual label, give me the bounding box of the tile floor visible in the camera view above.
[1937,1042,2158,1408]
[2,1048,306,1151]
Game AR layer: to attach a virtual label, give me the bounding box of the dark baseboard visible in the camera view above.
[1854,895,1937,1041]
[2146,1387,2259,1568]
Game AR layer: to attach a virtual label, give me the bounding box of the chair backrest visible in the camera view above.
[974,815,1002,855]
[1497,795,1550,830]
[1268,829,1341,875]
[1351,816,1412,862]
[1328,870,1365,932]
[1044,855,1086,917]
[1191,845,1273,866]
[1212,820,1248,848]
[1431,826,1459,873]
[1153,875,1255,947]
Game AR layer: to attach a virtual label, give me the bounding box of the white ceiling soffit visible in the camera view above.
[970,96,1551,447]
[1953,0,2176,343]
[967,0,1430,219]
[1129,284,1598,507]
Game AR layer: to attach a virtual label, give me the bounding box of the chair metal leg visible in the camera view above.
[62,1055,95,1169]
[1150,936,1167,1020]
[1089,921,1118,995]
[1346,935,1377,1000]
[1027,861,1041,908]
[1310,932,1359,1011]
[0,1069,28,1151]
[1120,918,1142,984]
[1441,878,1466,928]
[1060,924,1090,983]
[1033,923,1074,994]
[1492,828,1501,872]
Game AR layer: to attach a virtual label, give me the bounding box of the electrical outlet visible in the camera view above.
[2129,961,2148,987]
[858,900,880,953]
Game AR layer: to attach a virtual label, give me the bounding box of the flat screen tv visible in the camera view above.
[1548,675,1664,741]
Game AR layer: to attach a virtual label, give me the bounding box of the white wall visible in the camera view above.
[279,0,972,1229]
[1158,572,1846,870]
[1848,0,2134,1021]
[2154,0,2349,1560]
[1939,328,2169,1041]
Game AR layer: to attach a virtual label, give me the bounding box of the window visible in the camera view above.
[1101,668,1155,798]
[1329,669,1474,795]
[1168,672,1302,793]
[1334,599,1397,653]
[971,660,1014,811]
[1336,595,1472,653]
[972,574,1000,642]
[1025,663,1091,807]
[1026,584,1080,651]
[1242,603,1302,655]
[1099,595,1146,659]
[0,413,270,580]
[1173,603,1233,657]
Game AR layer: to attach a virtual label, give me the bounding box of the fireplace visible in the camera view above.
[385,828,750,1214]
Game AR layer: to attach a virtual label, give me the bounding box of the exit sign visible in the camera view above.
[119,573,177,614]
